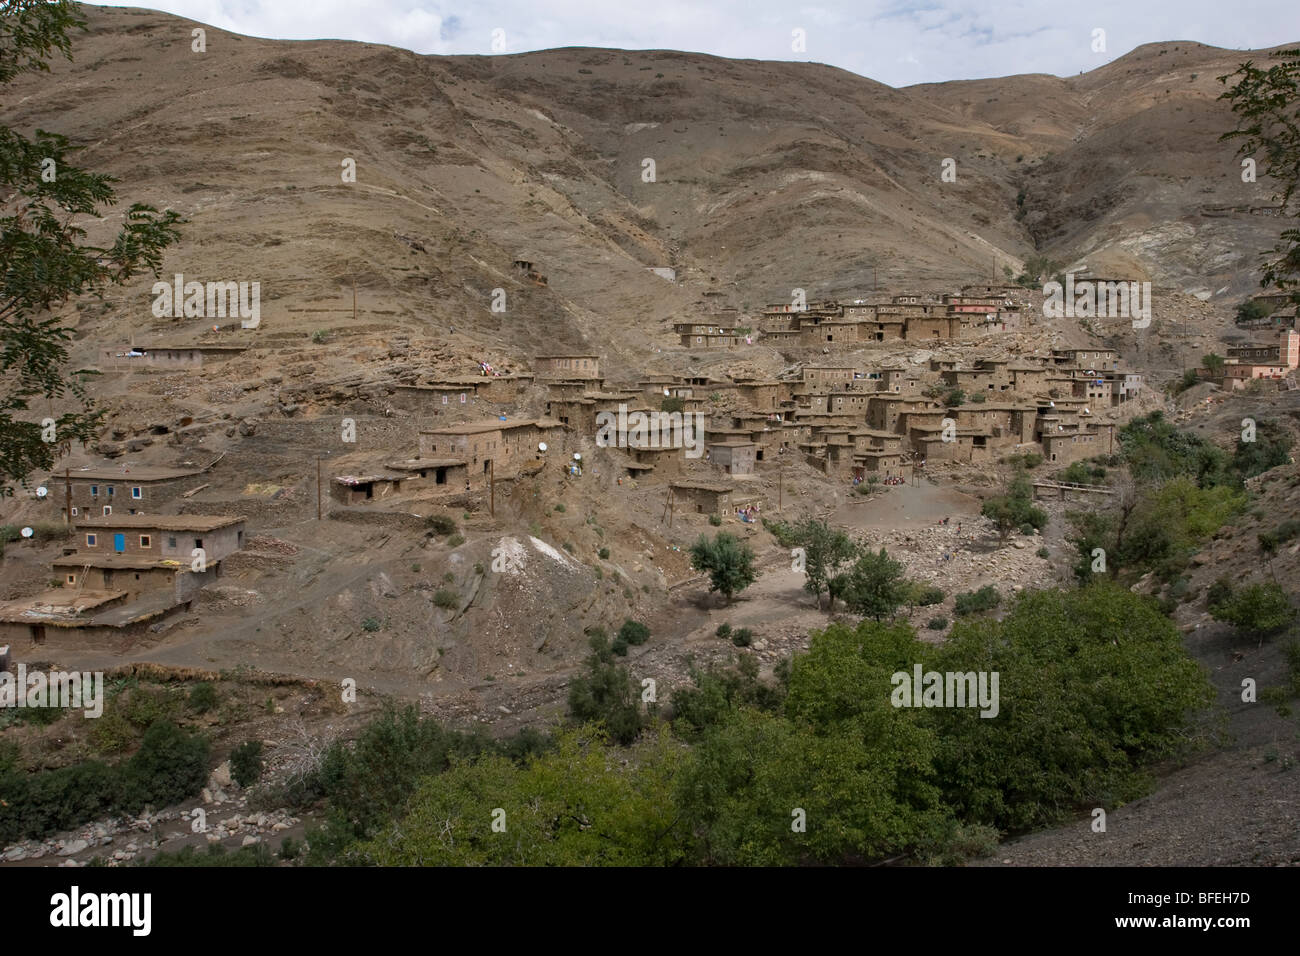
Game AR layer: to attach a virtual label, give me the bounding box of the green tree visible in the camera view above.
[837,547,906,622]
[1,1,183,492]
[567,632,644,745]
[791,517,857,610]
[1219,48,1300,303]
[1210,579,1295,640]
[982,474,1046,545]
[1201,353,1226,376]
[1233,418,1294,480]
[689,531,757,605]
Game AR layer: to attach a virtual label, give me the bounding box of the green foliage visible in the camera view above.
[1036,546,1050,559]
[1120,411,1233,488]
[141,843,274,867]
[708,513,721,526]
[1233,418,1293,480]
[117,721,210,814]
[1004,452,1044,470]
[926,617,948,630]
[187,682,218,714]
[598,546,610,559]
[1236,298,1272,322]
[762,517,798,547]
[425,514,457,535]
[1209,579,1295,638]
[311,329,328,344]
[661,396,685,413]
[731,627,753,647]
[230,740,264,788]
[788,517,858,610]
[670,653,786,739]
[1058,459,1107,485]
[1,0,183,493]
[554,502,566,513]
[361,616,381,632]
[351,729,691,866]
[432,589,458,610]
[1259,518,1300,553]
[982,475,1047,545]
[566,633,644,745]
[944,388,966,407]
[715,623,732,639]
[447,533,465,547]
[929,584,1214,831]
[1219,48,1300,300]
[836,547,906,622]
[618,619,650,646]
[689,532,757,604]
[954,585,1000,616]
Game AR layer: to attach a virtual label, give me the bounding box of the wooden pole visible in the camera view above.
[316,456,322,520]
[778,461,783,513]
[65,468,72,527]
[489,459,495,517]
[352,275,357,323]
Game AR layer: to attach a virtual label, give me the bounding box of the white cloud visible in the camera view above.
[99,0,1300,85]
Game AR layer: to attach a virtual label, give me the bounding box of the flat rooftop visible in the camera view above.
[48,465,203,482]
[76,514,244,531]
[0,589,126,623]
[419,418,561,436]
[670,480,735,493]
[53,555,191,570]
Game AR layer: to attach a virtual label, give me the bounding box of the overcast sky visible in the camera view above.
[102,1,1300,86]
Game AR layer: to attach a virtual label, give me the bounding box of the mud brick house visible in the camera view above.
[1041,423,1115,465]
[51,554,219,605]
[1103,371,1143,405]
[419,418,564,478]
[708,441,756,475]
[676,321,746,347]
[387,458,469,489]
[802,366,857,394]
[1007,362,1049,394]
[330,474,409,505]
[670,479,734,515]
[911,426,993,463]
[1227,330,1300,369]
[733,380,789,410]
[533,355,600,382]
[392,382,478,413]
[98,344,246,370]
[867,395,936,433]
[75,515,246,563]
[49,465,206,520]
[546,397,599,434]
[1051,348,1119,371]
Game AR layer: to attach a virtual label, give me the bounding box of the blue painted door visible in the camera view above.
[113,533,125,553]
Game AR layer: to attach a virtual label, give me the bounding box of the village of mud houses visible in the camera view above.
[1,1,1298,899]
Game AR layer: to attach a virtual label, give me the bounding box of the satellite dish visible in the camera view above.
[573,453,582,461]
[538,442,548,452]
[36,486,47,498]
[20,527,33,539]
[663,388,670,396]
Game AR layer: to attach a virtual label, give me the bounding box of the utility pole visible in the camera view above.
[65,469,72,527]
[316,456,323,520]
[778,460,783,513]
[352,274,357,323]
[489,459,495,517]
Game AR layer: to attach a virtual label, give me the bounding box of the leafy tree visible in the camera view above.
[982,474,1046,545]
[1119,411,1233,488]
[670,653,787,739]
[790,517,857,610]
[929,584,1214,831]
[689,531,757,605]
[567,632,644,745]
[1209,579,1295,640]
[836,547,906,622]
[1201,353,1226,376]
[1219,48,1300,303]
[230,740,264,788]
[1233,418,1294,480]
[1,1,183,492]
[1235,298,1271,322]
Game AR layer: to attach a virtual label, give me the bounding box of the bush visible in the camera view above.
[915,586,945,606]
[117,721,210,815]
[610,636,629,656]
[361,617,381,632]
[618,620,650,646]
[188,682,218,714]
[230,740,264,788]
[311,329,328,344]
[566,633,643,745]
[708,513,722,526]
[447,533,465,547]
[689,532,757,604]
[554,503,566,513]
[1036,547,1050,558]
[716,623,732,639]
[425,515,457,536]
[954,586,1000,616]
[598,547,610,559]
[731,627,754,647]
[926,617,948,630]
[433,589,459,610]
[1209,580,1295,638]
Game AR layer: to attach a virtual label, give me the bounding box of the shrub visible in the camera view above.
[618,620,650,646]
[425,515,457,536]
[731,628,754,647]
[1209,580,1295,638]
[610,636,629,656]
[117,721,210,815]
[566,634,643,745]
[1036,547,1050,558]
[563,541,574,552]
[926,617,948,630]
[433,589,459,610]
[361,617,381,632]
[954,586,1000,616]
[598,547,610,559]
[230,740,264,788]
[708,513,722,526]
[689,532,757,604]
[311,329,328,344]
[447,533,465,548]
[716,623,732,639]
[915,586,945,606]
[188,682,218,714]
[554,503,566,513]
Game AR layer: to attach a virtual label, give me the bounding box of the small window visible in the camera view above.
[140,535,151,548]
[107,485,114,497]
[86,533,97,547]
[70,507,78,517]
[194,538,203,550]
[131,486,142,499]
[102,506,112,516]
[90,484,99,497]
[168,536,177,548]
[66,575,75,585]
